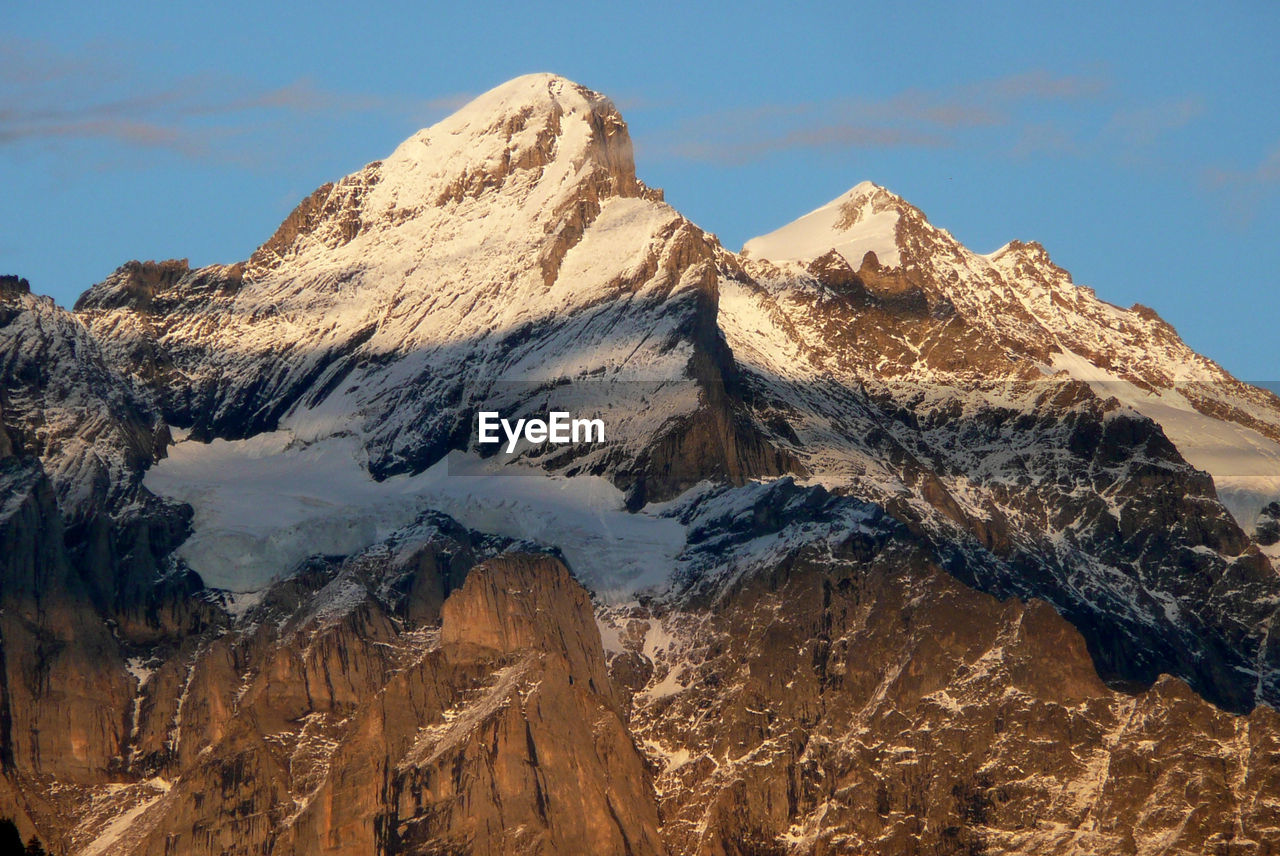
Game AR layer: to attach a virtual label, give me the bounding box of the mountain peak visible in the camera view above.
[983,238,1076,288]
[378,72,641,205]
[741,181,912,269]
[394,73,621,156]
[247,74,647,273]
[430,72,604,126]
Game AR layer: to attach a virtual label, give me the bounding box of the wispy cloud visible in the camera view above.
[1105,96,1205,147]
[1009,121,1086,159]
[637,70,1254,221]
[983,69,1109,101]
[640,70,1111,164]
[0,38,468,164]
[1206,143,1280,187]
[1202,142,1280,222]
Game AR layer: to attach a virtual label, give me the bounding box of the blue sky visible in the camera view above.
[3,1,1278,381]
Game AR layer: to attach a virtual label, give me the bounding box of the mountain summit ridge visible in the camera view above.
[247,73,652,273]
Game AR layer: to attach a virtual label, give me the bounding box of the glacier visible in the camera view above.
[145,430,685,599]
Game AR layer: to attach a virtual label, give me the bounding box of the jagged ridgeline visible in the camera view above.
[3,74,1280,854]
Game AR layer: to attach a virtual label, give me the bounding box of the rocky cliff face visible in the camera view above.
[607,484,1280,854]
[0,281,211,848]
[1,281,165,523]
[40,524,663,856]
[4,74,1280,854]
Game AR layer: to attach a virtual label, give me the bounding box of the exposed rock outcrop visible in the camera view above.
[37,539,664,856]
[607,502,1280,855]
[1257,501,1280,546]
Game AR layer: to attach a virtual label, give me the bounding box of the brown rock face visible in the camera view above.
[0,276,30,298]
[71,259,190,312]
[12,540,664,856]
[440,553,616,703]
[384,555,665,856]
[0,469,133,784]
[607,528,1280,856]
[7,483,1280,856]
[621,251,805,508]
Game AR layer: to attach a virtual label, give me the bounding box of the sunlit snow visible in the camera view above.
[742,181,901,268]
[1049,348,1280,527]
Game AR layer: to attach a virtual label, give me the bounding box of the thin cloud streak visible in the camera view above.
[984,68,1109,100]
[667,124,950,165]
[1203,142,1280,223]
[641,70,1111,164]
[1106,96,1205,147]
[635,70,1256,224]
[1206,144,1280,187]
[0,40,469,162]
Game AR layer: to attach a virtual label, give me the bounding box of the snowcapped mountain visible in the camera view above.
[724,179,1280,712]
[749,181,1280,524]
[4,74,1280,854]
[76,75,793,506]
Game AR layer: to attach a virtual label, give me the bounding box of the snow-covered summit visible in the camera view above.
[358,72,643,219]
[384,72,639,190]
[75,73,792,514]
[742,181,908,268]
[245,73,650,275]
[70,73,1280,543]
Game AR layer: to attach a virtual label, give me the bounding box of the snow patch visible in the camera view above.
[124,656,154,689]
[743,181,901,268]
[1049,349,1280,526]
[76,778,170,856]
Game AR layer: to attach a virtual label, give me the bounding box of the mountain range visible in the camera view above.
[3,73,1280,855]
